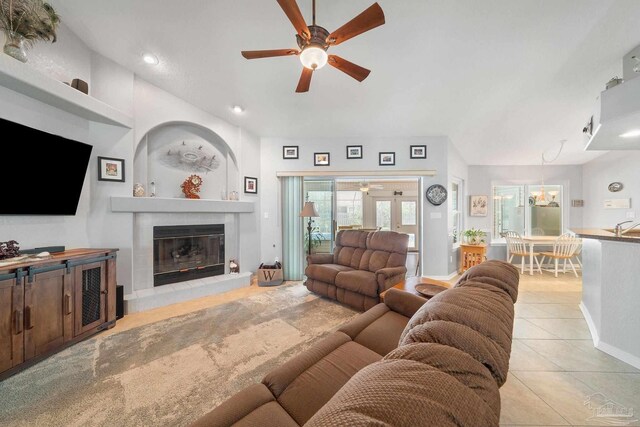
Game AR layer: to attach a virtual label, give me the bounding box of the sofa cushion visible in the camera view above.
[352,311,409,356]
[305,264,353,285]
[304,356,499,427]
[368,250,390,273]
[263,332,351,398]
[334,270,378,297]
[367,230,410,254]
[276,341,381,425]
[190,383,298,427]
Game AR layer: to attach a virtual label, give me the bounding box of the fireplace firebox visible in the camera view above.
[153,224,224,286]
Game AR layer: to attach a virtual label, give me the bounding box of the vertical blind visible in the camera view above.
[282,176,304,280]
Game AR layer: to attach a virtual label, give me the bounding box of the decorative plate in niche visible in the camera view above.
[608,182,623,192]
[159,140,221,173]
[426,184,448,206]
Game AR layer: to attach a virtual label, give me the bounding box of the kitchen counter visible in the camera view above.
[571,229,640,369]
[572,228,640,243]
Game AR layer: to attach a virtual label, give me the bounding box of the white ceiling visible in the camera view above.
[52,0,640,165]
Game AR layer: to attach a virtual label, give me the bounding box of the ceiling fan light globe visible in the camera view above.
[300,46,328,70]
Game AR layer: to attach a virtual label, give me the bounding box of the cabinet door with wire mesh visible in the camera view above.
[74,261,106,336]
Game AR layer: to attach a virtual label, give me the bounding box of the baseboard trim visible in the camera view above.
[579,302,599,346]
[579,302,640,370]
[596,341,640,370]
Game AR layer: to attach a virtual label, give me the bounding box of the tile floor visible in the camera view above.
[114,271,640,426]
[500,272,640,426]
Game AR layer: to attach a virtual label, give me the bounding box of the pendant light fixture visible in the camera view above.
[532,140,565,206]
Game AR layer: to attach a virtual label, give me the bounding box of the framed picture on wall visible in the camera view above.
[244,176,258,194]
[470,195,488,216]
[346,145,363,159]
[379,152,395,166]
[283,146,299,159]
[97,157,125,182]
[314,152,330,166]
[410,145,427,159]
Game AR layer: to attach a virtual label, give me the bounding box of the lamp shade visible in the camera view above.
[300,201,320,218]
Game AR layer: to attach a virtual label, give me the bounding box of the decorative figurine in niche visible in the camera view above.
[181,175,203,199]
[133,183,145,197]
[229,259,240,274]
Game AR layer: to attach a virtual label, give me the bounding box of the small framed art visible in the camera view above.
[314,152,330,166]
[469,195,488,216]
[379,152,395,166]
[98,157,125,182]
[346,145,363,159]
[410,145,427,159]
[244,176,258,194]
[283,146,299,159]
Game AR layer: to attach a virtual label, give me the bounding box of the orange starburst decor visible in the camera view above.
[181,175,203,199]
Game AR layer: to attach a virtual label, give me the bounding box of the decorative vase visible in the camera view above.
[133,183,145,197]
[3,32,28,63]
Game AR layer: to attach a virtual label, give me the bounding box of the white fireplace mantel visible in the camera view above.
[110,196,254,213]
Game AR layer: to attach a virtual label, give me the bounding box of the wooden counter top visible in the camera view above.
[571,228,640,244]
[0,248,118,272]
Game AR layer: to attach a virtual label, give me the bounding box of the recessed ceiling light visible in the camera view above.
[232,105,244,114]
[142,53,159,65]
[619,129,640,138]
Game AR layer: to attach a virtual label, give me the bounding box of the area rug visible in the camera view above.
[0,283,358,426]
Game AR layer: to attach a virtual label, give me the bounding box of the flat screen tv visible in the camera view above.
[0,117,93,215]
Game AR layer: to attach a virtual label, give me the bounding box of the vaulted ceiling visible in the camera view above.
[52,0,640,165]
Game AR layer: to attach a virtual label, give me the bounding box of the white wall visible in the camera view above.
[582,151,640,228]
[259,136,453,276]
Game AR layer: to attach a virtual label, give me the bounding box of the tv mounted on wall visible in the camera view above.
[0,117,93,215]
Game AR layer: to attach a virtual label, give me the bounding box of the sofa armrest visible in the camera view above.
[383,288,427,318]
[375,266,407,293]
[307,253,334,265]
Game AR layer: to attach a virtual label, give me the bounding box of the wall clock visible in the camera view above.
[426,184,448,206]
[608,182,623,192]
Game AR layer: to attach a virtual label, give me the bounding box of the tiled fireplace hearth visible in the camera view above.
[125,211,251,313]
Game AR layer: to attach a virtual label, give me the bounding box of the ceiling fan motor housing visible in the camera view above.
[297,25,330,50]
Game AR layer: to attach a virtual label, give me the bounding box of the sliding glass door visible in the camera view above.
[303,179,335,254]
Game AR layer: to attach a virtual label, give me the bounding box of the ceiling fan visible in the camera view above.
[241,0,385,93]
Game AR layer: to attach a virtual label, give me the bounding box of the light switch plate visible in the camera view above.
[626,211,636,219]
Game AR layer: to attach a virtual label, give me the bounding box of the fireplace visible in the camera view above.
[153,224,225,286]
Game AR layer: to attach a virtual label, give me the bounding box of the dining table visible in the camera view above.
[519,235,560,275]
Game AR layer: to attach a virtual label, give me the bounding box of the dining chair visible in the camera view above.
[504,230,542,274]
[539,233,581,278]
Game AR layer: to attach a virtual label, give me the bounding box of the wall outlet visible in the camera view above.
[626,211,636,219]
[264,212,269,219]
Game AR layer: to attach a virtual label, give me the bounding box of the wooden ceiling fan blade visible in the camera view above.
[296,68,313,93]
[328,55,371,82]
[327,3,385,46]
[276,0,310,39]
[241,49,299,59]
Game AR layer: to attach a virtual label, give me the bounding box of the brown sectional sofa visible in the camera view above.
[305,230,409,311]
[192,260,519,427]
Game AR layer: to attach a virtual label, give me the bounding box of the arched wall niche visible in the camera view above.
[134,121,239,199]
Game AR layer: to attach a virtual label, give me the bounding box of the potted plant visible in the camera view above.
[1,0,60,63]
[304,226,323,254]
[461,228,487,245]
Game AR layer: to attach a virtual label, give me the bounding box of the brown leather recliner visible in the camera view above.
[305,230,409,311]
